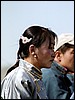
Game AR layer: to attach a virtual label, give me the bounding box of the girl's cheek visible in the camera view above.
[48,50,53,54]
[46,51,52,56]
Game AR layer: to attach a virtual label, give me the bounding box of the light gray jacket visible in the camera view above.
[1,59,48,99]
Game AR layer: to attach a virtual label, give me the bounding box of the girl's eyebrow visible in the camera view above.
[51,42,55,45]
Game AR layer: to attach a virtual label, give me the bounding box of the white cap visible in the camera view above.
[54,33,74,51]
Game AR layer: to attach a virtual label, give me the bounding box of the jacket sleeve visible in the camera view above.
[14,79,35,99]
[1,70,36,99]
[13,71,37,99]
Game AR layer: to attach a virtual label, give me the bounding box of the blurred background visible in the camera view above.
[1,1,74,80]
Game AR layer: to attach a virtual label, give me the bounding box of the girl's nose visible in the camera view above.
[51,50,55,58]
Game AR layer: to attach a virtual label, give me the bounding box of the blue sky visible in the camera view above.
[1,1,74,67]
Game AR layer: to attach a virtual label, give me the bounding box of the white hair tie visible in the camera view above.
[20,36,32,44]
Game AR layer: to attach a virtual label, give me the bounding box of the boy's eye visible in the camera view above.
[71,51,74,54]
[71,49,74,54]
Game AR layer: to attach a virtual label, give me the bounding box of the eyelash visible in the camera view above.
[48,46,54,50]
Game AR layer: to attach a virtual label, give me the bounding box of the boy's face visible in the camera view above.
[59,47,74,72]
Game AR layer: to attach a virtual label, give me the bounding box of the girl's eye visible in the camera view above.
[48,46,54,50]
[48,46,50,49]
[48,43,54,49]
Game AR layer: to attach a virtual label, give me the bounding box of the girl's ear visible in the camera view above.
[29,45,37,58]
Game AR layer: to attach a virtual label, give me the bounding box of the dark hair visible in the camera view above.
[6,25,57,75]
[57,43,74,54]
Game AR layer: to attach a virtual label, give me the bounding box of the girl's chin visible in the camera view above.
[46,65,52,68]
[47,62,53,68]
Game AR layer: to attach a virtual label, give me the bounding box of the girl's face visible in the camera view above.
[35,36,55,69]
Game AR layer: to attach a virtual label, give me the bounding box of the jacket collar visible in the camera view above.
[19,59,42,79]
[52,61,68,75]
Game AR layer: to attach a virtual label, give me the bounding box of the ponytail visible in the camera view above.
[5,59,19,76]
